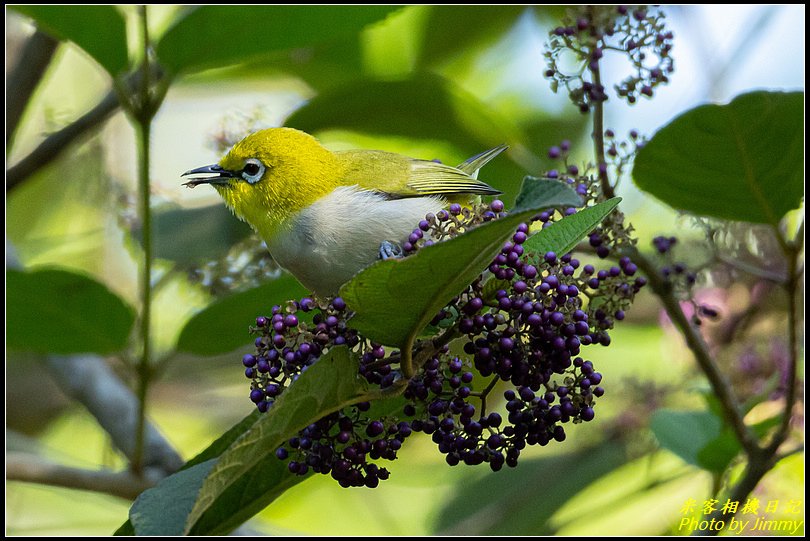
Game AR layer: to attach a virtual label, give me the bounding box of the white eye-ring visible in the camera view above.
[241,158,265,184]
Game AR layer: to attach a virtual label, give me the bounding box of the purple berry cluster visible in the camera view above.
[402,201,500,256]
[650,235,715,327]
[244,299,415,486]
[400,347,602,471]
[603,129,647,182]
[277,402,410,488]
[240,189,644,488]
[544,5,674,112]
[652,235,697,287]
[399,197,642,471]
[244,296,357,412]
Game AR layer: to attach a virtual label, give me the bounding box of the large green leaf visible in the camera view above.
[513,177,582,212]
[156,6,400,76]
[434,442,626,535]
[146,203,253,264]
[415,6,529,67]
[183,347,386,534]
[652,406,786,474]
[7,268,135,355]
[286,73,525,155]
[116,410,262,535]
[11,5,129,76]
[122,380,406,535]
[130,459,218,536]
[522,197,622,257]
[189,393,406,535]
[633,91,804,224]
[650,409,734,473]
[176,275,307,355]
[341,191,615,349]
[340,207,540,348]
[187,450,312,535]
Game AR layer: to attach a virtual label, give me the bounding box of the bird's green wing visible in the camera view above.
[408,159,500,196]
[335,146,504,198]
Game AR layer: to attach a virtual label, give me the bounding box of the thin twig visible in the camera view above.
[715,253,787,283]
[764,222,803,454]
[6,243,183,474]
[131,5,156,476]
[6,59,162,194]
[7,452,161,500]
[6,30,60,147]
[45,354,184,473]
[584,20,759,459]
[630,248,760,456]
[585,6,615,201]
[6,90,120,192]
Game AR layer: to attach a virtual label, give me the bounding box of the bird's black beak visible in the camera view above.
[181,164,236,188]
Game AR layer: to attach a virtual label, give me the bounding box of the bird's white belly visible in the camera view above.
[266,186,443,295]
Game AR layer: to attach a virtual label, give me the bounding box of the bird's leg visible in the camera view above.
[379,240,404,260]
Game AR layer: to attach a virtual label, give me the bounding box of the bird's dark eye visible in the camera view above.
[241,158,266,184]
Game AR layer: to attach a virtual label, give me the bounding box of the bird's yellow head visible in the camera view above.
[183,127,341,234]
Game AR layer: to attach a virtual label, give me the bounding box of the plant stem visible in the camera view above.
[630,249,760,455]
[693,457,774,535]
[6,90,120,193]
[591,71,614,200]
[401,334,416,379]
[694,223,803,536]
[6,30,60,149]
[131,5,154,475]
[585,26,759,457]
[765,222,803,454]
[132,118,152,475]
[7,452,159,500]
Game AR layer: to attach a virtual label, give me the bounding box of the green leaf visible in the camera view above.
[156,6,400,76]
[340,206,545,348]
[123,409,311,535]
[650,409,740,473]
[7,268,135,355]
[415,6,528,67]
[522,197,621,257]
[633,91,804,224]
[434,442,626,535]
[125,348,379,535]
[188,394,406,535]
[185,411,264,470]
[654,404,785,475]
[113,521,134,536]
[176,275,308,356]
[286,73,524,155]
[146,203,253,265]
[11,5,129,76]
[130,460,217,536]
[188,451,313,535]
[116,410,261,535]
[695,430,741,473]
[184,347,385,534]
[513,176,582,212]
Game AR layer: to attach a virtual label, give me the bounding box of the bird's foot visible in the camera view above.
[379,240,404,260]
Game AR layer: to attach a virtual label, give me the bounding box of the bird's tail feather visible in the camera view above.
[456,144,509,179]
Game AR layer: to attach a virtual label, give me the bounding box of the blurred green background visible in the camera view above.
[5,5,804,535]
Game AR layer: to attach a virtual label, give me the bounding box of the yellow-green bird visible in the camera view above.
[183,128,505,295]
